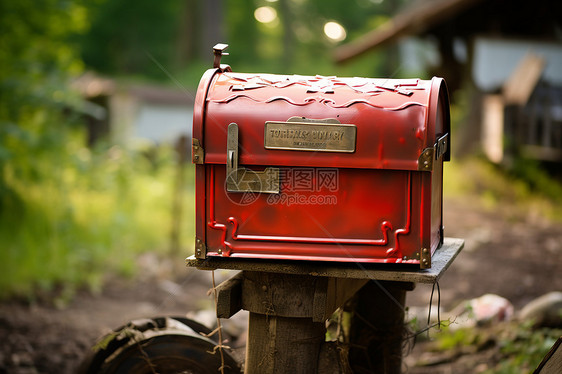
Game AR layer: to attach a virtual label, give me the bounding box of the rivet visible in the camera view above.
[262,285,268,292]
[218,249,222,255]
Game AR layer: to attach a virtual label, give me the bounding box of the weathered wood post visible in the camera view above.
[215,271,367,374]
[348,281,415,374]
[242,272,326,374]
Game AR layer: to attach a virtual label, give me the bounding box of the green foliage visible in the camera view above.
[77,0,412,87]
[0,0,195,301]
[443,156,562,222]
[485,323,561,374]
[79,0,184,79]
[0,127,187,300]
[509,157,562,205]
[222,0,399,77]
[429,322,561,373]
[434,325,480,351]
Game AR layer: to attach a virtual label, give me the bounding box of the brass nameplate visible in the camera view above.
[264,121,356,152]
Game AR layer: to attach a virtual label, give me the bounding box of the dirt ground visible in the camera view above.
[1,193,561,373]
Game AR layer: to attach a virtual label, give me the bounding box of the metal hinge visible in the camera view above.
[418,148,434,171]
[226,123,280,193]
[418,133,449,171]
[420,247,431,269]
[195,237,207,259]
[192,138,204,164]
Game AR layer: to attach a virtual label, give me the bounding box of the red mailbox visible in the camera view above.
[192,54,450,269]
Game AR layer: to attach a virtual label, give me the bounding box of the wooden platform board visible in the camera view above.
[186,237,464,284]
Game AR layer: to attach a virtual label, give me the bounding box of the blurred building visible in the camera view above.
[73,73,194,147]
[335,0,562,163]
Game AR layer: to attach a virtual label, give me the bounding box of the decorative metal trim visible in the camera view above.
[192,138,204,164]
[229,215,392,246]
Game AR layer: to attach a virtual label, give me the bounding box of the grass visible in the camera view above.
[443,156,562,222]
[0,132,196,302]
[424,321,562,373]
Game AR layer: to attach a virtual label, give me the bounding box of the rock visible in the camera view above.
[449,294,514,329]
[519,292,562,328]
[470,294,514,324]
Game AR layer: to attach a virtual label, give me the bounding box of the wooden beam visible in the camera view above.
[215,272,243,318]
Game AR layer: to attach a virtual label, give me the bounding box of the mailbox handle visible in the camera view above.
[226,123,280,194]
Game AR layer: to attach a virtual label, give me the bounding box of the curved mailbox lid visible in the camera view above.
[193,70,450,171]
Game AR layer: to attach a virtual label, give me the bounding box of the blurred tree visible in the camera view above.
[223,0,260,70]
[80,0,183,79]
[175,0,202,66]
[0,0,184,298]
[77,0,413,82]
[0,0,89,295]
[0,0,88,185]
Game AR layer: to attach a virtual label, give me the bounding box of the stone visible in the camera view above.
[519,292,562,328]
[448,294,514,329]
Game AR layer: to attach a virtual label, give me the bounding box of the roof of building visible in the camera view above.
[334,0,562,63]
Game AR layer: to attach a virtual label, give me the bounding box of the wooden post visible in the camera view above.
[216,271,367,374]
[246,313,325,374]
[240,271,326,374]
[348,280,415,374]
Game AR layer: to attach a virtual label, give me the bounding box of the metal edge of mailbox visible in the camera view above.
[430,77,451,162]
[418,77,451,268]
[192,67,228,259]
[418,77,451,172]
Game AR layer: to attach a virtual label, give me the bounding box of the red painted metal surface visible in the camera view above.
[193,69,450,267]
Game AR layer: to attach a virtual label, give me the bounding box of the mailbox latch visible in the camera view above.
[226,123,280,194]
